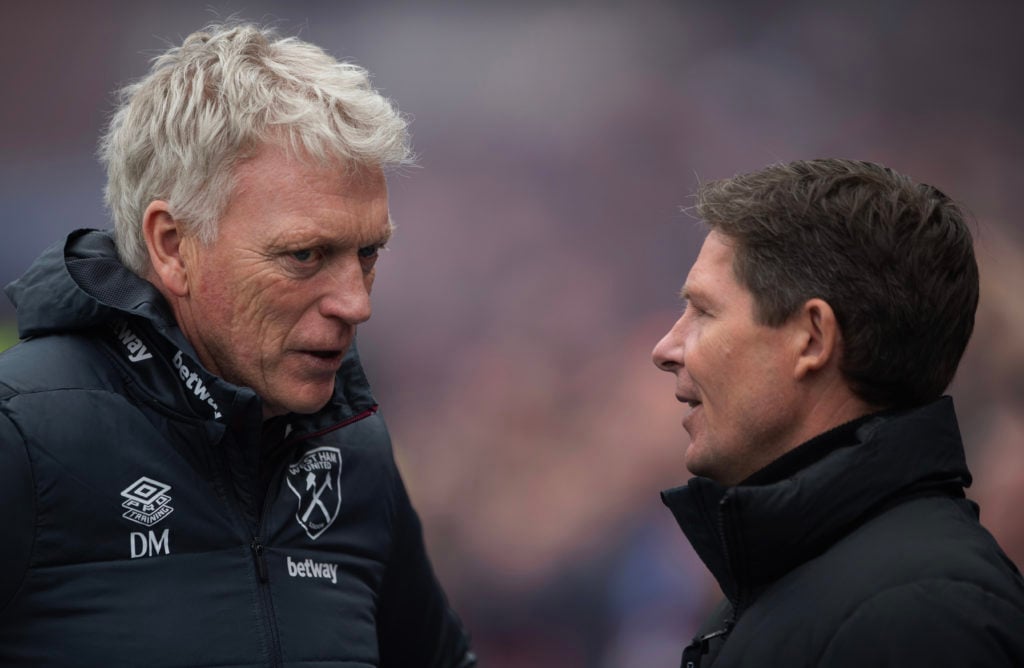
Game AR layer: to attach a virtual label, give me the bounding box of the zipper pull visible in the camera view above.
[680,621,733,668]
[251,537,269,582]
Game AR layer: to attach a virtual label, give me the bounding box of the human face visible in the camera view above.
[651,231,806,485]
[175,144,391,418]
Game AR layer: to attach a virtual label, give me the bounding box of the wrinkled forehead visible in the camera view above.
[207,142,392,246]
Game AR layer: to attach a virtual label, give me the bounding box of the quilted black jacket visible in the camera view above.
[663,398,1024,667]
[0,229,475,668]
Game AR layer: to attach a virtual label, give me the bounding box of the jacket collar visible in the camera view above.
[661,397,971,606]
[5,229,377,434]
[6,229,177,340]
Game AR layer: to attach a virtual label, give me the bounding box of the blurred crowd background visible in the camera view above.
[3,1,1023,665]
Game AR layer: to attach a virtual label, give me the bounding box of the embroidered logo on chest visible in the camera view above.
[285,446,343,540]
[121,476,174,527]
[121,476,174,559]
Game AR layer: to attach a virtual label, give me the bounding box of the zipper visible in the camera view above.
[247,425,298,668]
[716,490,735,597]
[216,407,378,666]
[681,620,734,668]
[212,435,284,667]
[252,408,377,664]
[250,535,282,667]
[717,490,749,618]
[251,537,269,582]
[676,491,742,668]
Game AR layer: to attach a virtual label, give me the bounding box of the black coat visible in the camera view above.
[663,398,1024,667]
[0,230,475,667]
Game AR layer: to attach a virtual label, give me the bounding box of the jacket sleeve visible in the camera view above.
[0,408,35,613]
[376,470,476,668]
[817,579,1024,667]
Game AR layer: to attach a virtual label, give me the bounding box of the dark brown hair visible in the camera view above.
[697,158,979,409]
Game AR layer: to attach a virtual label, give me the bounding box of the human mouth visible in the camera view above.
[307,349,342,359]
[676,394,701,411]
[676,394,702,427]
[296,348,345,370]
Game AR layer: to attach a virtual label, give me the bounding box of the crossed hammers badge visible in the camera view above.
[286,446,343,540]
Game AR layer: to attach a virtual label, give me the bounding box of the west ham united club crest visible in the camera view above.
[286,446,343,540]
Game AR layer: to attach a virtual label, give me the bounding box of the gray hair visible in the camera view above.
[100,23,412,273]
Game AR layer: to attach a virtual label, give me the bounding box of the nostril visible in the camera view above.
[653,340,681,370]
[318,289,373,324]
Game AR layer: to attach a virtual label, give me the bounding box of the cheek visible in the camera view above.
[245,283,305,346]
[360,265,377,299]
[694,335,745,414]
[686,326,725,378]
[195,264,292,344]
[189,266,234,325]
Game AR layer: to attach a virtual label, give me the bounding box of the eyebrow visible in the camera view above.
[269,219,393,252]
[363,217,396,247]
[679,284,713,308]
[377,218,396,245]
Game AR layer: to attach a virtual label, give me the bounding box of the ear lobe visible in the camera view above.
[793,298,839,379]
[142,200,190,297]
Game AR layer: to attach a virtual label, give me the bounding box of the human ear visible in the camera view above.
[793,298,839,379]
[142,200,190,297]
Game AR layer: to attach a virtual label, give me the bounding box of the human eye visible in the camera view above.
[683,298,709,318]
[357,243,385,271]
[358,243,385,259]
[280,246,326,275]
[290,248,317,263]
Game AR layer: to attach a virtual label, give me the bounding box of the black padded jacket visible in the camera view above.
[0,229,476,668]
[662,398,1024,667]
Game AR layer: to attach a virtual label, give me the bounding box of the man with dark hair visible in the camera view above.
[0,23,474,667]
[652,159,1024,666]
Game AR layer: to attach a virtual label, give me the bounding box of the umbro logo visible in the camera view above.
[121,476,174,527]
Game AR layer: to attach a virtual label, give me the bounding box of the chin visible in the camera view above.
[265,387,334,417]
[287,396,333,416]
[684,447,713,480]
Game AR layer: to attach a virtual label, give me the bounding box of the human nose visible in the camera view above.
[652,317,685,373]
[318,258,372,325]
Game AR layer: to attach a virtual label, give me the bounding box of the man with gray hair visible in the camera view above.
[653,159,1024,666]
[0,23,476,667]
